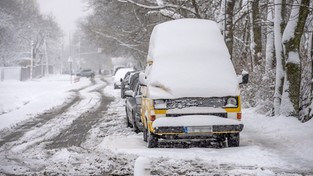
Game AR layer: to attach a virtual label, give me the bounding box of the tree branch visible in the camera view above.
[117,0,198,17]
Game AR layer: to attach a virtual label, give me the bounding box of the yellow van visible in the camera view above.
[138,19,248,148]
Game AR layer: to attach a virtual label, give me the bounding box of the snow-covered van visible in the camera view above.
[139,19,248,148]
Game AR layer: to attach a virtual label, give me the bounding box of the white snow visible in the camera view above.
[134,157,151,176]
[152,115,242,128]
[145,19,239,99]
[280,80,295,116]
[148,19,230,62]
[282,0,301,43]
[0,75,90,130]
[287,51,300,64]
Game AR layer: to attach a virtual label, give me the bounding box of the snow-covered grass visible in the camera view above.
[0,75,90,130]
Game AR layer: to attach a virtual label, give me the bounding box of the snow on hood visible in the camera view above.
[146,19,239,99]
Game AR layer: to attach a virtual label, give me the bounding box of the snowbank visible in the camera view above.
[134,157,151,176]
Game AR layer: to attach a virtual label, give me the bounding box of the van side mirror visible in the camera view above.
[135,95,142,105]
[139,72,147,86]
[238,70,249,84]
[120,78,123,82]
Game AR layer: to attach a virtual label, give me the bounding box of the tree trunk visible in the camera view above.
[225,0,235,58]
[281,0,310,117]
[273,0,286,115]
[251,0,262,66]
[264,0,274,79]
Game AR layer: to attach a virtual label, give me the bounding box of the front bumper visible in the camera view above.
[154,124,243,134]
[151,115,244,136]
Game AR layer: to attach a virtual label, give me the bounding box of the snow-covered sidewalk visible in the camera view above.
[0,75,90,130]
[98,84,313,175]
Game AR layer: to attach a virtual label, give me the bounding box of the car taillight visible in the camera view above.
[150,115,156,121]
[237,113,242,120]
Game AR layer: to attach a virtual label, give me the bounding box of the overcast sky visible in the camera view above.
[37,0,88,34]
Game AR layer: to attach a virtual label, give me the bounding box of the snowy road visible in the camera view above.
[0,76,312,175]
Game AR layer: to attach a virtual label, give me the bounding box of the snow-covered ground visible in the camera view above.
[0,75,91,130]
[0,75,312,175]
[102,84,313,175]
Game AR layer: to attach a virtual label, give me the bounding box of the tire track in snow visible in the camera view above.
[0,94,80,148]
[0,81,96,147]
[47,78,113,148]
[0,77,108,174]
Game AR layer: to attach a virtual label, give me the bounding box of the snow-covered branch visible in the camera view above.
[117,0,198,17]
[91,29,147,55]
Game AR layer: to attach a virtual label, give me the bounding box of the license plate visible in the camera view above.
[185,126,212,133]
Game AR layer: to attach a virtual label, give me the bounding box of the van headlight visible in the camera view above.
[225,97,237,107]
[154,99,167,109]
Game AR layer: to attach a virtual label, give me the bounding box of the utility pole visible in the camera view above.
[60,42,64,74]
[78,37,81,69]
[30,40,34,80]
[44,39,49,77]
[69,32,73,83]
[68,57,73,84]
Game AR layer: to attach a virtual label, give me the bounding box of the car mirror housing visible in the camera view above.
[238,70,249,84]
[135,95,142,105]
[139,72,147,86]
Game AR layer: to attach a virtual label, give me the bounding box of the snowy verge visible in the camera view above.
[241,108,313,170]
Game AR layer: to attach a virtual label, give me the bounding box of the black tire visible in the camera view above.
[132,111,140,133]
[125,108,132,128]
[227,133,240,147]
[135,112,143,132]
[147,131,158,148]
[121,83,125,98]
[143,126,147,142]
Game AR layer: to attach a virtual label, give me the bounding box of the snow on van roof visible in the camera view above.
[148,19,230,62]
[145,19,239,98]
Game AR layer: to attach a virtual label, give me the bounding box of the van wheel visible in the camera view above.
[143,127,147,142]
[147,131,158,148]
[125,108,132,128]
[227,133,240,147]
[132,111,140,133]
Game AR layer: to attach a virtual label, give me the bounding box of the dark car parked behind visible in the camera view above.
[77,69,95,78]
[125,73,142,133]
[121,71,139,99]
